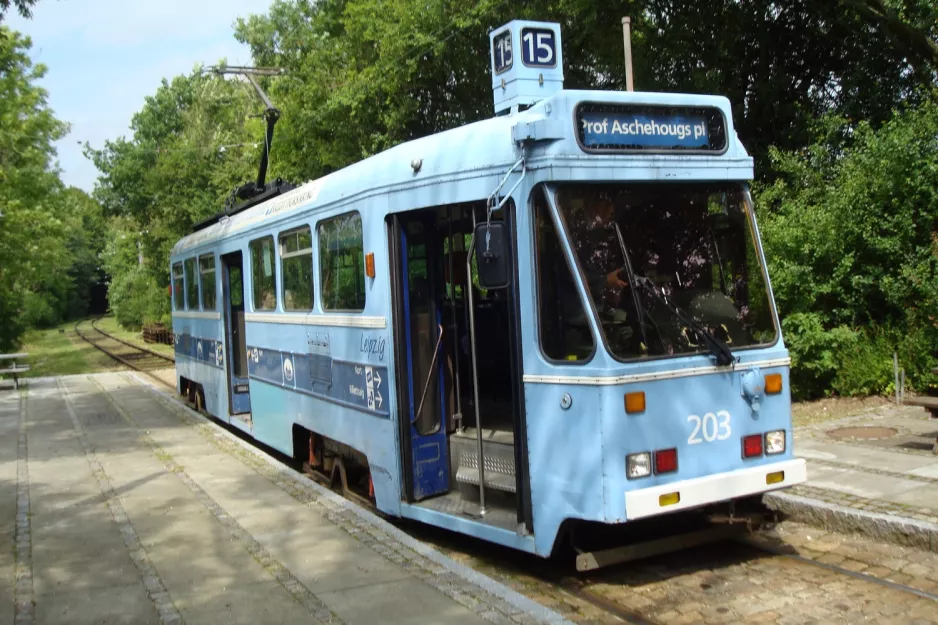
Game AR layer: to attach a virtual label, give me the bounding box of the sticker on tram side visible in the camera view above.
[174,333,224,369]
[246,345,389,417]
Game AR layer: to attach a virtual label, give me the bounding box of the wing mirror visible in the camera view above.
[474,221,510,289]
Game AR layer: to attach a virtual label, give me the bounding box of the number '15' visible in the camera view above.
[522,32,553,64]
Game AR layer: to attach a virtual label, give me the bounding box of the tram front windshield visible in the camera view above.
[552,183,777,361]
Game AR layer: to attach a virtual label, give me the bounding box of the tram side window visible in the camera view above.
[534,188,594,361]
[199,255,216,311]
[318,212,365,312]
[250,236,277,311]
[279,226,313,311]
[184,258,199,310]
[172,262,184,310]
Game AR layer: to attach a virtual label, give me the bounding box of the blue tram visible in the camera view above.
[169,20,806,565]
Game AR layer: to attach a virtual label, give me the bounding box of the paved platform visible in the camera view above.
[766,399,938,551]
[0,373,571,625]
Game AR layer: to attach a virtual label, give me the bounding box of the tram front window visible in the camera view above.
[552,183,777,361]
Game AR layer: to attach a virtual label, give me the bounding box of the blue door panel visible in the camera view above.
[400,225,449,500]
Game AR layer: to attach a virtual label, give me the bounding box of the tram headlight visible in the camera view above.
[627,452,651,479]
[765,430,786,455]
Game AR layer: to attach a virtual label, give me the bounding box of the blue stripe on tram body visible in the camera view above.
[174,333,224,369]
[246,345,390,418]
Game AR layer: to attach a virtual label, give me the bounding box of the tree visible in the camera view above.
[230,0,938,181]
[843,0,938,70]
[0,0,38,22]
[757,100,938,397]
[0,27,70,350]
[88,70,262,327]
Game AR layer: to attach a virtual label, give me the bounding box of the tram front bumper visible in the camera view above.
[624,458,807,520]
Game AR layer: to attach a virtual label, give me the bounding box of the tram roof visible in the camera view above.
[172,89,752,255]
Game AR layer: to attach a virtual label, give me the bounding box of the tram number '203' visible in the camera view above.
[687,411,731,445]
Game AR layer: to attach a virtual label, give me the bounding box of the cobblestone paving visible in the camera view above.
[581,541,938,625]
[124,373,564,625]
[769,522,938,597]
[784,402,938,529]
[401,517,938,625]
[127,374,938,624]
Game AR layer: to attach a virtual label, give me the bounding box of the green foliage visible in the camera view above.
[758,96,938,398]
[106,265,170,330]
[89,71,261,328]
[229,0,938,180]
[781,313,858,399]
[0,27,90,351]
[82,0,938,401]
[0,0,38,22]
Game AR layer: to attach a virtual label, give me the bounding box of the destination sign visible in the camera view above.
[575,103,727,152]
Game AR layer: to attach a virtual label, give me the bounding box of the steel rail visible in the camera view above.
[89,317,175,363]
[74,319,175,390]
[737,534,938,603]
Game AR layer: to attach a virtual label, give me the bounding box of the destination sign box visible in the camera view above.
[575,103,727,153]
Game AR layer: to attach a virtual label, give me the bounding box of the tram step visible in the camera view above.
[455,466,516,493]
[450,434,516,494]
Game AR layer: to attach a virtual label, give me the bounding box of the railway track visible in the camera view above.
[75,317,175,388]
[418,520,938,625]
[75,318,938,622]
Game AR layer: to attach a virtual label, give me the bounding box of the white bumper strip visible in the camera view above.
[624,458,807,520]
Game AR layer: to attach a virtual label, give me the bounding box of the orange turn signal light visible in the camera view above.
[764,373,783,395]
[365,252,375,278]
[625,391,645,414]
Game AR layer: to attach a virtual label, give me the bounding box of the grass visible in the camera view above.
[95,316,175,358]
[13,321,121,378]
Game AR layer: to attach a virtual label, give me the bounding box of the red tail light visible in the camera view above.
[654,448,678,474]
[742,434,763,458]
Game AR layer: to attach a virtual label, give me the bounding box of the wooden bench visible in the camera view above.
[0,353,30,389]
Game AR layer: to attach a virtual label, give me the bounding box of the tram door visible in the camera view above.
[221,251,251,415]
[390,214,450,501]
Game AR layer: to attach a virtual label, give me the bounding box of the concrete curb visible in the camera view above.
[763,491,938,553]
[129,372,575,625]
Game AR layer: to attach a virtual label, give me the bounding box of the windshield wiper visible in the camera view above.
[633,276,736,367]
[613,223,649,349]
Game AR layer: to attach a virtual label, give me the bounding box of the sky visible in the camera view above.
[8,0,274,192]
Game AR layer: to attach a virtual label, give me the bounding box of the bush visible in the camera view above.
[760,99,938,397]
[784,313,938,399]
[106,267,169,330]
[783,313,858,399]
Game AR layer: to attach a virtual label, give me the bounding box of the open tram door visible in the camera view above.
[389,213,451,500]
[221,251,251,417]
[389,203,531,533]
